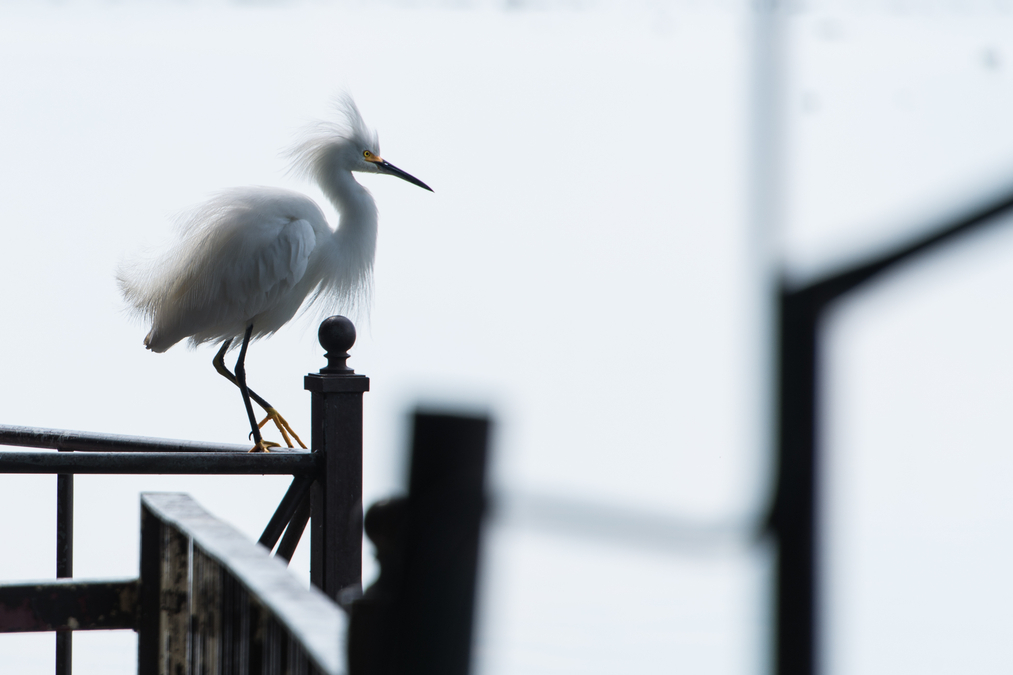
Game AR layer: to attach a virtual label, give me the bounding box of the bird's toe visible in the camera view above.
[249,439,281,453]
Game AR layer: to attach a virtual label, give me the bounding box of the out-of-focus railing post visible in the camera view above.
[770,286,820,675]
[305,316,369,602]
[348,411,491,675]
[401,412,489,675]
[56,447,73,675]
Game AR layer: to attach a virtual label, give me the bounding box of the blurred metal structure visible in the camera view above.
[767,191,1013,675]
[0,315,367,675]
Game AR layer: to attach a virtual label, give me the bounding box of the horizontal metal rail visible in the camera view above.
[0,424,300,454]
[0,451,316,475]
[495,490,755,552]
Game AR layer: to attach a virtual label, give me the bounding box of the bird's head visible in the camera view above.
[357,147,432,191]
[290,94,433,192]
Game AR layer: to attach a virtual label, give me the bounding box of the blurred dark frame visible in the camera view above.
[767,189,1013,675]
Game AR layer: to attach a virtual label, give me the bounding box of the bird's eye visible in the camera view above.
[363,151,372,159]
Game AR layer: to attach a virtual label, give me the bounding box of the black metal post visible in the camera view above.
[304,316,369,602]
[56,449,73,675]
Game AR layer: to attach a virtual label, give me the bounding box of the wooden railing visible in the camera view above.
[138,492,344,675]
[0,492,345,675]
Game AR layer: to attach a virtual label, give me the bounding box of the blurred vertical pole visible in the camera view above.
[401,412,489,675]
[305,316,369,602]
[750,0,785,457]
[56,449,73,675]
[748,1,816,675]
[771,288,819,675]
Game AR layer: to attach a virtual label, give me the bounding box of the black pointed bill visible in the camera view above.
[374,158,433,192]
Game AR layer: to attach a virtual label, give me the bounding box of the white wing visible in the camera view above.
[119,188,326,352]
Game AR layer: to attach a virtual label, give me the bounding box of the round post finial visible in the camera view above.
[318,316,357,374]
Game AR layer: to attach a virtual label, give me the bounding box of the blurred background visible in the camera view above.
[2,0,1013,673]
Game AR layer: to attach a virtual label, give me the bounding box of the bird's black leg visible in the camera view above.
[234,325,276,453]
[215,339,272,409]
[213,338,234,376]
[213,338,306,449]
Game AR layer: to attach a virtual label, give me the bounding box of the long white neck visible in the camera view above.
[325,170,378,269]
[315,168,378,308]
[325,168,378,250]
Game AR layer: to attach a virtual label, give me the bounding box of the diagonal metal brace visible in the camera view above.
[259,473,316,552]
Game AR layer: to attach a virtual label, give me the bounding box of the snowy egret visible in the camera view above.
[118,96,432,451]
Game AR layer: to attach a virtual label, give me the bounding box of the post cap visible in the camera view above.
[318,316,356,374]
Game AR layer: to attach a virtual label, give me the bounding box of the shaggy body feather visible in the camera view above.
[117,98,388,353]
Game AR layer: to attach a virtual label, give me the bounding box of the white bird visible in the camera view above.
[118,96,432,452]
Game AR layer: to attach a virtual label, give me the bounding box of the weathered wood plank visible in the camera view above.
[0,578,138,633]
[161,525,190,674]
[142,493,345,675]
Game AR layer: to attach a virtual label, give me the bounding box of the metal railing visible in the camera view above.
[0,315,368,674]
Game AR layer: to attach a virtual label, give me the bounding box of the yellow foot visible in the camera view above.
[249,439,281,453]
[256,407,308,449]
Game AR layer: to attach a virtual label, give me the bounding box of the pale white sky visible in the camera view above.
[1,2,1012,674]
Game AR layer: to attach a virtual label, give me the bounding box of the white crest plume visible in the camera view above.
[289,94,380,183]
